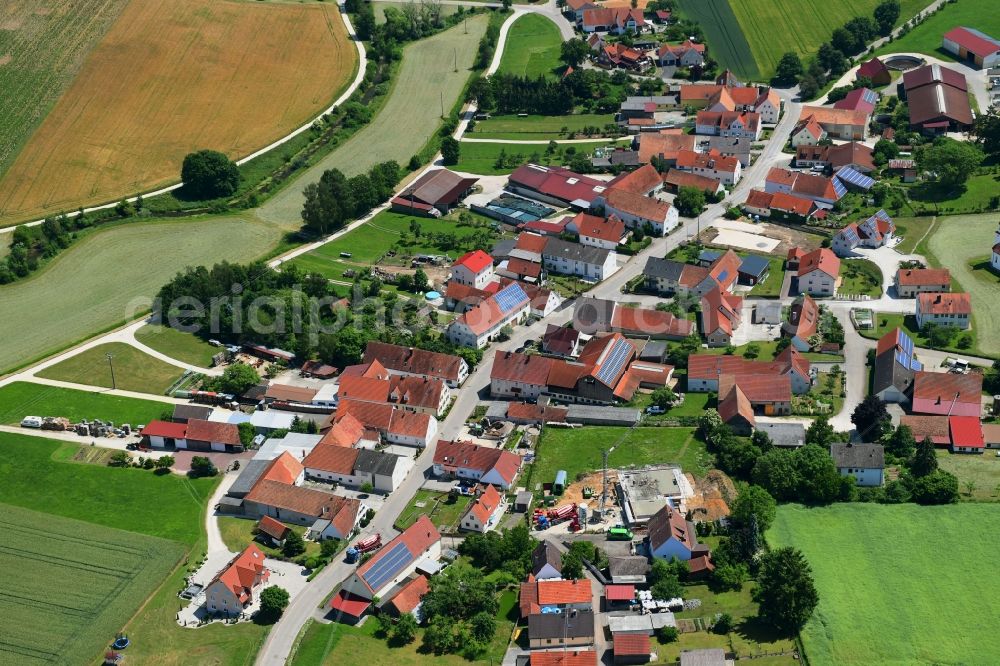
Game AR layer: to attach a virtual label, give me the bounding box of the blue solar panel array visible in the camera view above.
[595,339,632,386]
[831,177,848,198]
[836,167,876,191]
[362,542,413,591]
[893,330,922,371]
[862,89,879,106]
[495,283,528,314]
[842,226,860,243]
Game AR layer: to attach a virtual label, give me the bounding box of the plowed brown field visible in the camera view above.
[0,0,356,225]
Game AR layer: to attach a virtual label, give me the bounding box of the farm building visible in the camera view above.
[915,292,971,329]
[901,64,973,133]
[895,268,951,298]
[942,27,1000,69]
[390,169,478,217]
[857,57,892,86]
[508,164,607,208]
[911,371,982,417]
[363,341,469,387]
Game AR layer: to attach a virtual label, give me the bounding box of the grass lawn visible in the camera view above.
[256,16,489,227]
[769,503,1000,664]
[529,426,708,488]
[0,431,214,544]
[36,342,184,395]
[874,0,1000,60]
[453,139,620,175]
[288,209,499,278]
[394,488,472,532]
[218,516,321,559]
[906,172,1000,216]
[892,215,937,255]
[653,582,797,663]
[0,503,185,666]
[468,113,617,140]
[838,258,883,298]
[639,391,716,420]
[135,323,220,367]
[290,588,517,665]
[858,312,978,358]
[0,214,284,375]
[694,340,844,364]
[921,213,1000,358]
[720,0,926,80]
[936,450,1000,502]
[0,381,172,425]
[496,14,563,79]
[748,256,786,297]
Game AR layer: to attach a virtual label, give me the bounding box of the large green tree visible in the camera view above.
[910,436,938,477]
[884,424,916,460]
[217,362,261,396]
[917,138,984,187]
[874,0,901,35]
[257,586,290,623]
[910,469,959,504]
[851,394,891,439]
[560,38,591,68]
[972,107,1000,157]
[754,547,819,633]
[730,484,777,532]
[181,149,240,199]
[675,186,705,217]
[773,52,803,85]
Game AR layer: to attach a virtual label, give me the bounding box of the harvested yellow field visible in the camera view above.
[0,0,356,225]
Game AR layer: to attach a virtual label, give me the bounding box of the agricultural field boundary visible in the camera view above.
[0,3,366,233]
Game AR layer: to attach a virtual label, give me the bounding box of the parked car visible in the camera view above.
[20,416,42,428]
[645,406,666,415]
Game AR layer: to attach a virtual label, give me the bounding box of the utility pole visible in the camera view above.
[106,353,117,390]
[454,47,458,73]
[599,448,610,515]
[440,90,444,118]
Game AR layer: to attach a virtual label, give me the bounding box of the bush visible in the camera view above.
[181,150,240,199]
[256,586,290,623]
[657,626,679,643]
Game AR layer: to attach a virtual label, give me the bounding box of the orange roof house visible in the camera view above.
[205,544,270,615]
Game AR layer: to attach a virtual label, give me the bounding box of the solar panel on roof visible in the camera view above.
[495,283,528,314]
[832,177,848,198]
[836,167,876,191]
[596,340,631,386]
[862,89,879,105]
[362,542,413,591]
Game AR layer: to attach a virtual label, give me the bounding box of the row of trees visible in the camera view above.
[301,161,402,236]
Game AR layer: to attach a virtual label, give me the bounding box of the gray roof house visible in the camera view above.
[830,443,885,487]
[531,541,563,580]
[680,649,727,666]
[608,555,650,584]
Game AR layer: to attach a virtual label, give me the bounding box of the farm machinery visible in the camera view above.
[533,503,580,532]
[345,533,382,563]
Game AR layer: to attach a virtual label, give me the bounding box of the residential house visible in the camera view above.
[831,210,895,256]
[508,164,608,208]
[719,372,793,432]
[796,142,875,174]
[573,296,694,340]
[205,545,270,617]
[528,611,596,650]
[576,213,627,250]
[363,341,469,387]
[303,445,409,493]
[542,238,618,281]
[911,371,982,417]
[896,268,952,298]
[687,348,811,394]
[694,110,761,140]
[447,281,531,348]
[390,169,478,216]
[943,27,1000,68]
[641,249,740,298]
[796,248,841,297]
[564,0,599,22]
[741,189,819,220]
[330,400,439,447]
[460,484,506,532]
[445,281,488,313]
[915,292,971,329]
[636,132,696,167]
[543,324,582,357]
[674,149,741,185]
[872,328,922,404]
[647,504,705,561]
[490,350,554,399]
[699,286,743,347]
[432,439,522,489]
[139,419,244,453]
[531,651,599,666]
[783,294,819,351]
[663,170,725,196]
[498,257,545,284]
[833,87,879,114]
[797,106,870,140]
[830,443,885,486]
[607,164,664,196]
[336,371,452,417]
[701,135,753,166]
[580,6,645,34]
[332,515,442,621]
[545,334,645,404]
[451,250,494,289]
[513,232,551,264]
[256,515,290,548]
[857,57,892,86]
[522,281,562,317]
[520,576,593,616]
[656,40,705,67]
[765,168,843,206]
[532,541,563,580]
[600,43,650,70]
[790,116,826,147]
[902,64,973,133]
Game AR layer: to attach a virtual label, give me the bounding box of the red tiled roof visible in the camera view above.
[523,217,570,235]
[467,484,503,524]
[356,515,441,593]
[433,439,521,485]
[637,132,696,164]
[605,584,636,601]
[858,57,889,79]
[509,165,606,205]
[770,191,816,216]
[260,452,304,485]
[577,214,626,244]
[613,633,651,657]
[454,249,493,274]
[530,651,598,666]
[302,443,360,475]
[700,286,742,336]
[388,574,430,614]
[546,360,589,389]
[897,268,951,287]
[719,380,754,426]
[918,292,970,316]
[265,384,318,403]
[210,544,268,603]
[247,481,359,534]
[675,149,740,174]
[613,306,694,338]
[900,415,951,445]
[724,373,791,403]
[330,590,370,617]
[607,164,662,195]
[786,294,818,340]
[520,577,593,615]
[363,341,465,383]
[446,280,488,306]
[603,188,673,222]
[319,413,365,448]
[506,257,544,278]
[798,248,840,278]
[507,402,569,423]
[950,415,984,448]
[338,375,391,403]
[680,84,723,103]
[491,350,554,386]
[688,553,715,575]
[140,420,188,439]
[744,189,773,209]
[257,515,289,540]
[664,169,722,193]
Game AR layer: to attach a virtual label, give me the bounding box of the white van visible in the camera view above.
[20,416,42,428]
